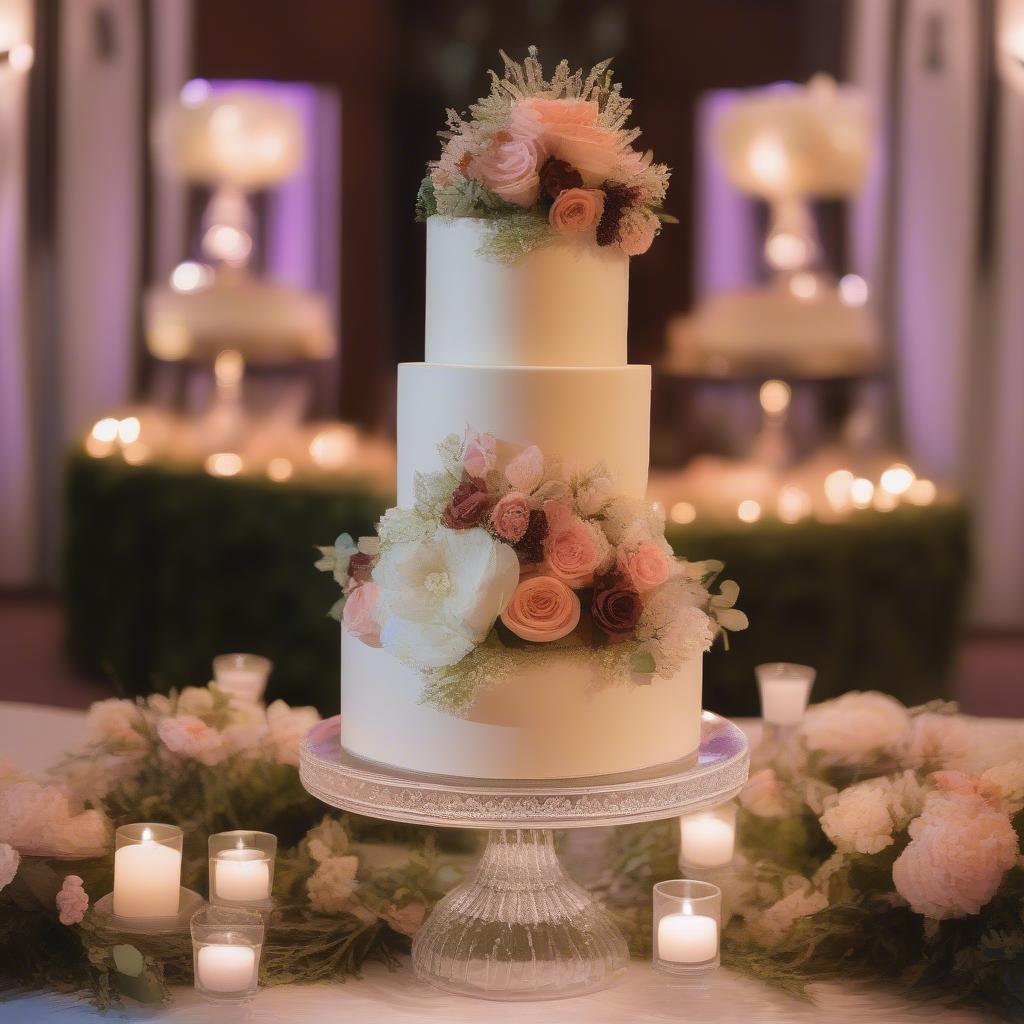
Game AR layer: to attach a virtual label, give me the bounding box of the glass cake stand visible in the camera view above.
[300,711,748,1001]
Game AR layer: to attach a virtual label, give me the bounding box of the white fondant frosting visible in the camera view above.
[425,217,629,368]
[397,363,651,506]
[340,628,702,779]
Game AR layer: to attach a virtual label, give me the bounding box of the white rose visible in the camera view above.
[375,526,520,671]
[801,691,910,764]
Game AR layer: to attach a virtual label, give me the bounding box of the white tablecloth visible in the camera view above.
[0,702,999,1023]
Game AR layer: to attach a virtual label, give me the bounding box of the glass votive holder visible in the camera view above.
[209,831,276,909]
[756,662,816,727]
[679,802,737,874]
[191,906,264,1004]
[652,880,721,978]
[113,823,184,920]
[212,653,272,704]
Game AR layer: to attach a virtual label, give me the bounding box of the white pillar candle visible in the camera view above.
[756,663,816,726]
[214,848,271,903]
[680,814,735,868]
[657,912,718,964]
[196,943,257,994]
[113,828,182,918]
[213,654,271,704]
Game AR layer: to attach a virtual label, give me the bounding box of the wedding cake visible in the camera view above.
[318,51,745,780]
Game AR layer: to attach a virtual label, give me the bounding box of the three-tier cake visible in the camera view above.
[318,50,746,781]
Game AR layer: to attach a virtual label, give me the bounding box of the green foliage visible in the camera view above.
[414,174,437,221]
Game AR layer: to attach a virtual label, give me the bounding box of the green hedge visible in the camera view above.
[63,451,969,716]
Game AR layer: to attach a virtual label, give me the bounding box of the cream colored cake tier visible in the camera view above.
[339,215,704,781]
[666,285,882,378]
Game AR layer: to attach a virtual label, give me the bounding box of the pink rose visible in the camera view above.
[470,136,539,207]
[618,541,672,593]
[616,207,659,256]
[157,715,226,766]
[740,768,789,818]
[549,188,604,234]
[549,123,622,186]
[56,874,89,926]
[501,576,581,643]
[343,581,382,648]
[491,492,532,543]
[543,501,609,587]
[511,97,599,136]
[932,770,1004,805]
[464,431,497,477]
[442,477,492,530]
[892,791,1020,919]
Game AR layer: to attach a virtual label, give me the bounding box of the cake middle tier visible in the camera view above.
[397,363,652,506]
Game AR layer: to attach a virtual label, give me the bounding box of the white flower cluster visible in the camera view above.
[304,819,360,915]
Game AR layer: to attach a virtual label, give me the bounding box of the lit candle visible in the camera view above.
[196,942,257,994]
[212,653,272,704]
[657,911,718,964]
[213,845,271,903]
[680,812,736,868]
[756,662,816,726]
[113,825,182,918]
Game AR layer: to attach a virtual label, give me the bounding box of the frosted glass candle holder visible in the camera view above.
[212,653,272,704]
[679,802,737,873]
[191,906,264,1004]
[209,830,276,908]
[652,880,721,978]
[756,662,816,727]
[113,823,183,920]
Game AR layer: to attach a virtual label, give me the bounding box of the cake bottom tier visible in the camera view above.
[340,631,702,780]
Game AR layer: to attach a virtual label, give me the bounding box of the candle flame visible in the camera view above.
[141,827,154,842]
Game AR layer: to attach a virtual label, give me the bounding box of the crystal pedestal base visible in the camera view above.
[300,713,748,1001]
[413,828,626,1001]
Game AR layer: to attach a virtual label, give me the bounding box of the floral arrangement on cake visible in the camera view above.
[414,47,674,261]
[603,693,1024,1019]
[317,428,746,714]
[0,683,458,1007]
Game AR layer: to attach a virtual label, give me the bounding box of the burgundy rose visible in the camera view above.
[592,575,642,642]
[538,156,584,200]
[347,552,374,585]
[442,477,491,530]
[514,508,549,565]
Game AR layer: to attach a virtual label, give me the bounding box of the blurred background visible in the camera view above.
[1,0,1021,718]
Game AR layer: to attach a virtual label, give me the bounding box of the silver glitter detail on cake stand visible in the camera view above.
[300,711,748,1001]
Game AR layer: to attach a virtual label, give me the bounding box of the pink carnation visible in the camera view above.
[464,431,497,477]
[343,581,382,648]
[157,714,227,766]
[470,135,539,207]
[616,207,659,256]
[618,541,672,593]
[56,874,89,925]
[491,492,532,543]
[501,575,581,643]
[549,188,604,233]
[892,791,1020,919]
[543,500,610,587]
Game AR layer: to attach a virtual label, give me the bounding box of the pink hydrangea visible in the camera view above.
[157,714,227,766]
[892,790,1020,919]
[56,874,89,925]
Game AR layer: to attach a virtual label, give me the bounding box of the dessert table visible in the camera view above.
[0,701,999,1023]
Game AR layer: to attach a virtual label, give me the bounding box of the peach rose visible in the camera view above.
[491,492,531,543]
[618,541,672,593]
[543,500,610,587]
[549,188,604,233]
[343,581,382,648]
[617,207,659,256]
[892,791,1019,919]
[501,576,581,643]
[549,123,622,186]
[470,136,539,207]
[512,97,599,136]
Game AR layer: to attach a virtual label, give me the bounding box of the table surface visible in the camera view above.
[0,702,999,1024]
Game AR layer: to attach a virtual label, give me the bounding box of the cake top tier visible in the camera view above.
[415,48,672,263]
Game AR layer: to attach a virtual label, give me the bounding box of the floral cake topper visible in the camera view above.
[415,47,674,262]
[318,430,746,716]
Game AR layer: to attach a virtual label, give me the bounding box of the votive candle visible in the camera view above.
[212,653,272,704]
[652,879,722,977]
[191,906,264,1003]
[209,831,276,907]
[196,943,257,994]
[756,662,816,726]
[113,823,183,919]
[657,911,719,964]
[679,803,737,869]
